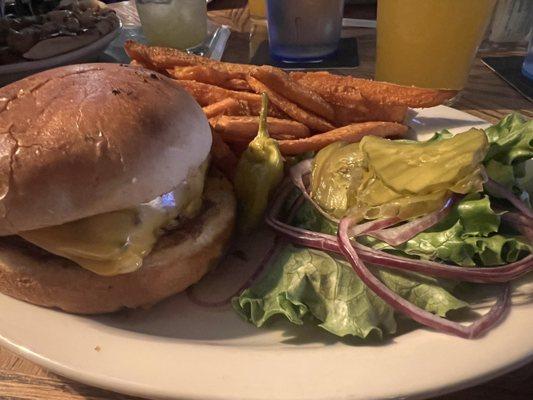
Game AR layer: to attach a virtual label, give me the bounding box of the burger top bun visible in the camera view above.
[0,63,211,235]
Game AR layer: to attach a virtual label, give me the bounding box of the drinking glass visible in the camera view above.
[376,0,497,90]
[135,0,207,50]
[249,0,267,24]
[481,0,533,52]
[267,0,345,62]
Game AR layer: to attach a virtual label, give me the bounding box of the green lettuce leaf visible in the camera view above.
[292,200,337,235]
[376,270,465,318]
[483,113,532,205]
[458,194,500,236]
[484,113,533,165]
[233,245,466,339]
[485,159,516,188]
[293,193,530,267]
[233,114,531,341]
[361,194,532,267]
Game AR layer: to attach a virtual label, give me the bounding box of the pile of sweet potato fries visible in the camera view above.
[125,41,456,178]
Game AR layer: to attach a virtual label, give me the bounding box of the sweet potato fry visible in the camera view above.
[170,65,243,81]
[333,103,408,124]
[211,130,238,181]
[246,76,334,132]
[125,40,254,75]
[290,71,367,112]
[291,71,457,108]
[251,66,335,121]
[277,121,408,155]
[290,71,407,123]
[126,40,204,69]
[176,79,254,106]
[175,80,285,118]
[168,66,252,91]
[211,116,311,141]
[225,78,252,91]
[202,98,242,119]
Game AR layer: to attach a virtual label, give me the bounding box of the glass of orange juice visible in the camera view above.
[376,0,497,90]
[249,0,267,22]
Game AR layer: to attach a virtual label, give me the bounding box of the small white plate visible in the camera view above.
[0,106,531,400]
[0,22,122,86]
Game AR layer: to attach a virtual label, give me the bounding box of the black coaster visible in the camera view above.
[482,56,533,102]
[249,37,359,70]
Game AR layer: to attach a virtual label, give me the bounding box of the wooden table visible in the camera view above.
[1,1,532,399]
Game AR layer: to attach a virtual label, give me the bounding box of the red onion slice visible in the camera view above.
[268,212,533,283]
[501,212,533,242]
[348,217,401,237]
[290,159,340,223]
[266,181,341,253]
[266,188,533,283]
[337,216,511,339]
[485,178,533,220]
[366,196,456,246]
[357,244,533,284]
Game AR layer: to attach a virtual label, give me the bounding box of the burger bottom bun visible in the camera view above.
[0,173,236,314]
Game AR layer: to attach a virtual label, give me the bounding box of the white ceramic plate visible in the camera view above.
[1,106,532,400]
[0,22,121,86]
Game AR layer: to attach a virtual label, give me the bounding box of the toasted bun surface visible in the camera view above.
[0,63,211,235]
[0,174,235,314]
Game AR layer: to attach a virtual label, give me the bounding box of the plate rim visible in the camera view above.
[3,331,533,400]
[0,20,122,75]
[0,105,531,400]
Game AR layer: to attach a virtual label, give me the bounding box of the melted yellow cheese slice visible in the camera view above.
[20,163,207,276]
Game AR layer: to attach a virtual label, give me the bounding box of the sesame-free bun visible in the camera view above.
[0,63,211,235]
[0,174,235,314]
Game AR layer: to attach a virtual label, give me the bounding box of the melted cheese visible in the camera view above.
[20,162,208,276]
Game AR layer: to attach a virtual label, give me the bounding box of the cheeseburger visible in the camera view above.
[0,63,235,314]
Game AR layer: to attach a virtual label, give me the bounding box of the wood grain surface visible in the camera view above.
[0,1,531,399]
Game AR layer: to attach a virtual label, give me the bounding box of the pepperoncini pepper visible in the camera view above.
[234,93,284,233]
